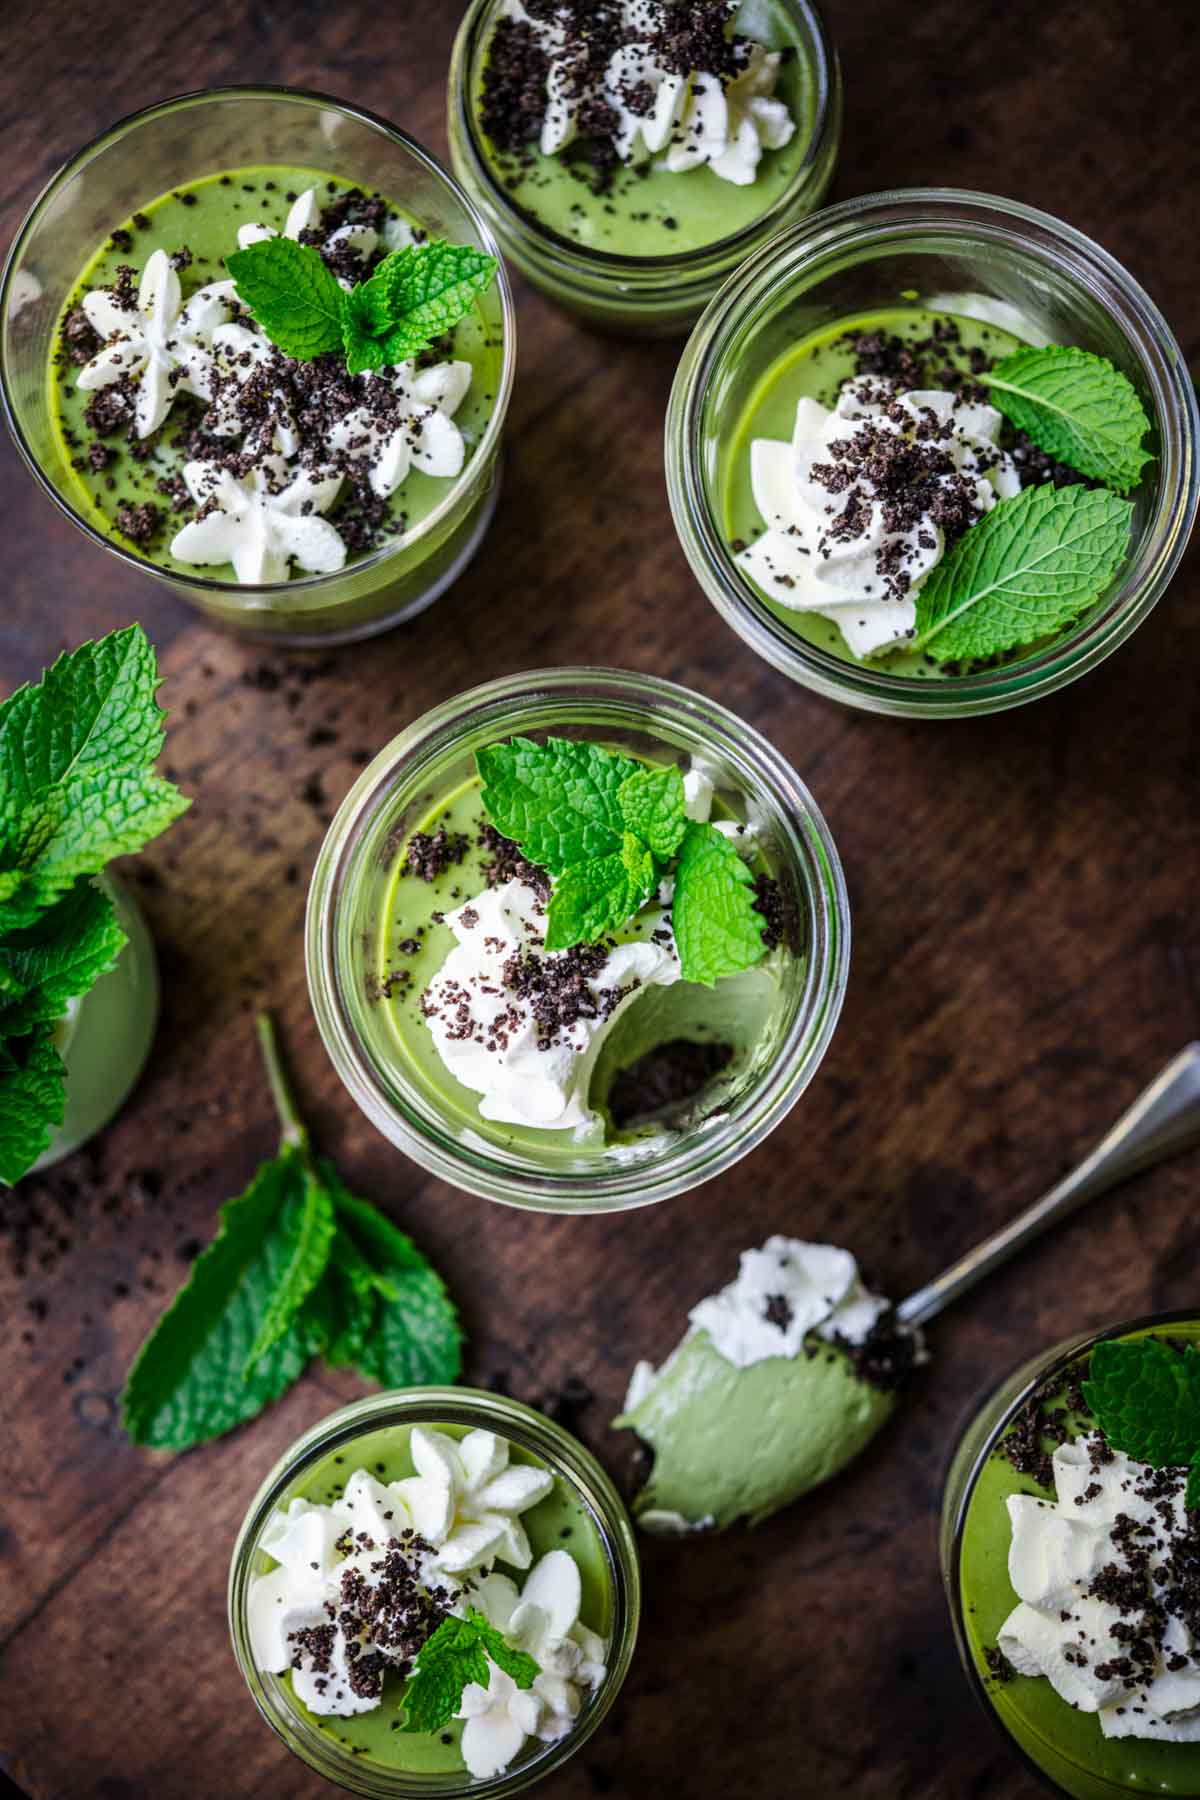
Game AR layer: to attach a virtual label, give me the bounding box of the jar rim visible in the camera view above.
[447,0,841,280]
[228,1388,641,1799]
[305,666,850,1212]
[666,187,1200,718]
[0,83,517,601]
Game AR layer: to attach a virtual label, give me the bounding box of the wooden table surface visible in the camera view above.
[1,3,1197,1796]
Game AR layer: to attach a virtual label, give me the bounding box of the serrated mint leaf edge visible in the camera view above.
[984,345,1154,493]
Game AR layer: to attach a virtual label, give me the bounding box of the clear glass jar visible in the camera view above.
[228,1388,640,1798]
[667,189,1200,716]
[446,0,841,337]
[37,874,159,1171]
[940,1311,1200,1799]
[0,87,515,645]
[306,667,849,1213]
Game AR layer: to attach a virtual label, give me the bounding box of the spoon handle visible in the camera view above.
[895,1044,1200,1330]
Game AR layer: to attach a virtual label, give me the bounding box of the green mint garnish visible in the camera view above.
[671,820,767,988]
[400,1609,540,1736]
[1083,1336,1200,1510]
[983,344,1153,493]
[477,735,642,873]
[476,737,771,983]
[120,1016,462,1449]
[0,625,189,1184]
[912,483,1132,664]
[226,235,498,377]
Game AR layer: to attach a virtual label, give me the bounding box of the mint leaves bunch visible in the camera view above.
[477,737,772,988]
[912,345,1152,663]
[226,235,498,377]
[400,1609,540,1735]
[0,626,190,1185]
[121,1016,462,1449]
[1083,1336,1200,1510]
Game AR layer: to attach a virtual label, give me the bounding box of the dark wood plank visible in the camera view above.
[1,2,1198,1796]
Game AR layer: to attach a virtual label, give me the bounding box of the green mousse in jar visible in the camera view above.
[246,1417,615,1782]
[50,169,502,587]
[953,1321,1200,1798]
[369,739,791,1169]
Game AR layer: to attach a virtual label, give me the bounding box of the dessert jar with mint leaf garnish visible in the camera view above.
[446,0,840,336]
[667,188,1199,715]
[0,87,514,645]
[942,1314,1200,1798]
[306,668,849,1213]
[229,1389,640,1798]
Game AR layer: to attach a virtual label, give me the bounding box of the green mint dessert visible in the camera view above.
[370,738,791,1161]
[0,625,187,1185]
[723,305,1152,675]
[247,1420,612,1781]
[615,1236,916,1530]
[473,0,810,257]
[51,168,501,582]
[956,1324,1200,1798]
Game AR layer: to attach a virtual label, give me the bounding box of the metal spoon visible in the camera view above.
[896,1043,1200,1331]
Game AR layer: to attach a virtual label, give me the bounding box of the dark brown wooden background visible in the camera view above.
[1,3,1197,1797]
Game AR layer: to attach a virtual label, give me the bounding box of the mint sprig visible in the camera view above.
[913,483,1132,663]
[983,345,1153,494]
[226,236,498,376]
[1083,1336,1200,1510]
[0,625,190,1184]
[120,1016,462,1450]
[477,738,773,985]
[400,1609,540,1736]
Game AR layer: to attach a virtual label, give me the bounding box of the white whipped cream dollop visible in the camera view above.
[170,455,346,584]
[247,1430,607,1778]
[998,1437,1200,1741]
[737,378,1021,658]
[501,0,795,186]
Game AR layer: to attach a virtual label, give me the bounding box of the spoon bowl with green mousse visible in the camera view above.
[615,1046,1200,1535]
[667,189,1199,715]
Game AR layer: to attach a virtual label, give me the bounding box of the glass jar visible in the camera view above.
[37,874,159,1171]
[667,189,1200,716]
[228,1388,640,1798]
[306,667,849,1213]
[446,0,841,337]
[941,1311,1200,1799]
[0,86,515,645]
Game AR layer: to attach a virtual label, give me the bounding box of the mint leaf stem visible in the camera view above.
[256,1011,308,1149]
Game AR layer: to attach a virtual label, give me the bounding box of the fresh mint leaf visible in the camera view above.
[984,345,1153,493]
[477,736,642,874]
[0,1026,65,1186]
[913,484,1133,664]
[226,237,346,361]
[0,881,126,1019]
[329,1170,463,1388]
[401,1610,538,1736]
[544,831,657,952]
[1083,1336,1200,1469]
[672,821,767,988]
[0,624,190,907]
[242,1153,337,1376]
[373,241,498,364]
[341,277,394,376]
[308,1233,385,1369]
[121,1155,317,1448]
[619,765,687,861]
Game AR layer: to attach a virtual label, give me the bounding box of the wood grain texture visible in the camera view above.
[0,3,1197,1797]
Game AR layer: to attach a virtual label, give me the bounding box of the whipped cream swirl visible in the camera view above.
[737,378,1021,657]
[496,0,795,187]
[248,1429,607,1778]
[998,1437,1200,1741]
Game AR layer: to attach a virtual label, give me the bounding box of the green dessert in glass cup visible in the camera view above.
[230,1390,639,1796]
[0,87,514,644]
[448,0,840,335]
[667,189,1199,715]
[306,668,849,1212]
[943,1315,1200,1797]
